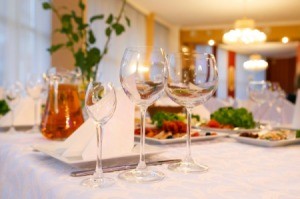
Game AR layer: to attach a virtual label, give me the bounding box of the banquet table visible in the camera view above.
[0,132,300,199]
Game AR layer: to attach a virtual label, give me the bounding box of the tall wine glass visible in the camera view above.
[5,82,23,133]
[81,82,117,188]
[118,46,167,183]
[247,80,268,124]
[26,73,45,133]
[165,52,218,173]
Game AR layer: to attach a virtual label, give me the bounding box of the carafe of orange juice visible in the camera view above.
[40,67,84,140]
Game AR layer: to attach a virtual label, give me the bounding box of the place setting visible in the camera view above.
[28,46,222,187]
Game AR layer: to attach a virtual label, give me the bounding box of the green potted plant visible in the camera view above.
[42,0,130,82]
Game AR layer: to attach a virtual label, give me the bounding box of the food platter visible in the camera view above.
[134,131,228,145]
[195,126,263,134]
[230,129,300,147]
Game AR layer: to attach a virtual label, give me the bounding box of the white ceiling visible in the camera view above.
[129,0,300,28]
[128,0,300,58]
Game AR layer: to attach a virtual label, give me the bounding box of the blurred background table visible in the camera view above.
[0,132,299,199]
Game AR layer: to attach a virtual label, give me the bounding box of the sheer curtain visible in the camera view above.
[0,0,51,86]
[88,0,146,87]
[154,21,170,53]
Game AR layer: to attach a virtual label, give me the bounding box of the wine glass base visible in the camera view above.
[118,169,165,183]
[168,161,208,173]
[26,126,40,134]
[6,127,17,134]
[81,176,115,188]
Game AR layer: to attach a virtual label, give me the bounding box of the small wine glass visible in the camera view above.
[165,52,218,173]
[26,73,45,133]
[5,82,23,133]
[81,82,117,188]
[247,80,268,125]
[118,46,167,183]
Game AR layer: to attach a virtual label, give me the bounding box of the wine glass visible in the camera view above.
[118,46,167,183]
[81,82,117,188]
[165,52,218,173]
[26,73,45,133]
[5,82,23,133]
[247,80,268,124]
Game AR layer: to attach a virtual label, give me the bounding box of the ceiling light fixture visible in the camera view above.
[281,36,289,44]
[243,54,268,71]
[223,18,267,45]
[208,39,215,46]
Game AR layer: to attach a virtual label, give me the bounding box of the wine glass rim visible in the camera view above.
[168,52,215,57]
[125,46,165,52]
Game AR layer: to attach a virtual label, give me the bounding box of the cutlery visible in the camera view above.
[70,159,181,177]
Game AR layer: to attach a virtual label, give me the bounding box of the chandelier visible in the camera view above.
[243,54,268,71]
[223,18,267,44]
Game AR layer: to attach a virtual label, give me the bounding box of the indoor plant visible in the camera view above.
[42,0,130,82]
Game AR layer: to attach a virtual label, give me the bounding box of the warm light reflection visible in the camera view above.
[208,39,215,46]
[281,36,289,44]
[243,54,268,72]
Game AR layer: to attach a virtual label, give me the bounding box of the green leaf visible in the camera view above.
[87,48,101,67]
[42,2,52,10]
[112,23,125,35]
[0,100,10,116]
[106,14,113,24]
[78,23,88,30]
[75,49,86,68]
[90,15,104,23]
[61,14,73,33]
[296,130,300,138]
[66,41,73,47]
[105,27,112,37]
[47,44,64,54]
[72,33,79,42]
[79,0,85,10]
[125,16,131,27]
[88,30,96,44]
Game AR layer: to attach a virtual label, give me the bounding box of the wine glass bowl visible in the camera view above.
[247,80,269,124]
[81,82,117,188]
[165,52,218,173]
[26,74,45,133]
[5,82,23,133]
[119,46,167,183]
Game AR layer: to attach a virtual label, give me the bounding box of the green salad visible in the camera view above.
[0,100,10,116]
[210,107,255,129]
[151,111,200,128]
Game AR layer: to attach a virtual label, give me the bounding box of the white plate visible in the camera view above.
[230,134,300,147]
[33,143,164,168]
[135,132,228,145]
[196,126,262,134]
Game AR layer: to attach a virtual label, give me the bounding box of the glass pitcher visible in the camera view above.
[40,67,84,140]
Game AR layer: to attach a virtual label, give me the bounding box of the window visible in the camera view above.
[0,0,51,86]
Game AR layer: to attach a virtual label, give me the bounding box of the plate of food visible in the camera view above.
[196,107,262,133]
[230,129,300,147]
[134,111,228,144]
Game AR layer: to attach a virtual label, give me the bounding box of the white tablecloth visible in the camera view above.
[0,132,300,199]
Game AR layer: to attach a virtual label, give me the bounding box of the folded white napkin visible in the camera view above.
[251,98,294,125]
[61,89,135,161]
[154,96,180,107]
[203,97,227,113]
[0,97,41,127]
[292,89,300,128]
[192,105,210,120]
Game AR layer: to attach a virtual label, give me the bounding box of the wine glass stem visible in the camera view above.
[184,108,193,163]
[10,109,14,131]
[94,123,104,178]
[137,106,147,171]
[34,99,38,129]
